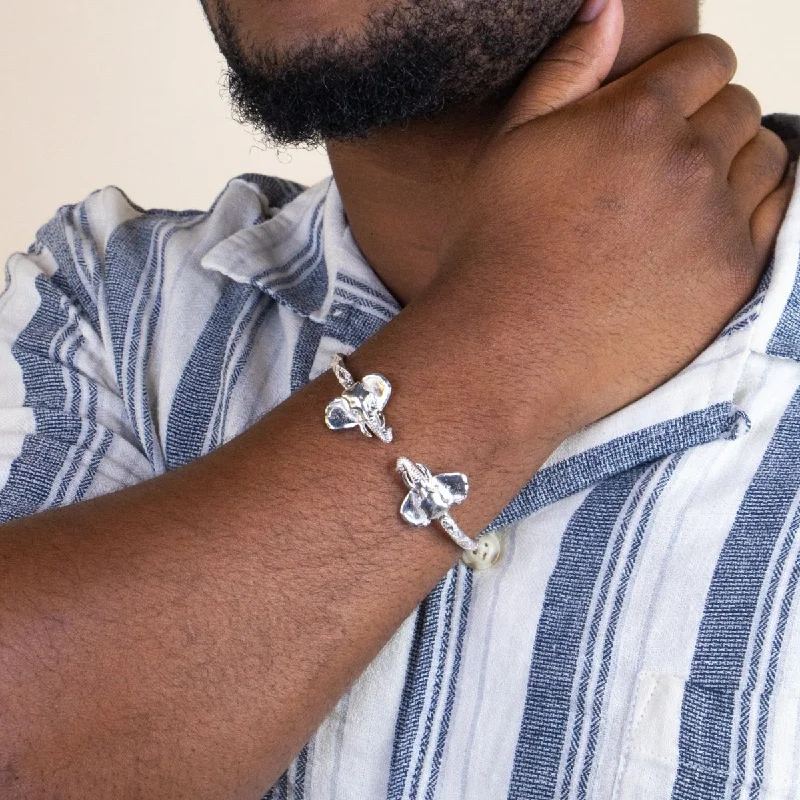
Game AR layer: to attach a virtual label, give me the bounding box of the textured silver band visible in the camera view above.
[331,353,356,391]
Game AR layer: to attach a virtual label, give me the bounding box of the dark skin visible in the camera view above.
[206,0,706,304]
[326,0,703,303]
[0,0,794,797]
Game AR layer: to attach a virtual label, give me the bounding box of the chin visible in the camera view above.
[207,0,386,51]
[205,0,585,146]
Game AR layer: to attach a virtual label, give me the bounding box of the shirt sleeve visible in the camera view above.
[0,199,156,524]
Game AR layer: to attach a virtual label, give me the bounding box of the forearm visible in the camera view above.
[0,299,570,800]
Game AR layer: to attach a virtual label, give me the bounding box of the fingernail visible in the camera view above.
[577,0,610,22]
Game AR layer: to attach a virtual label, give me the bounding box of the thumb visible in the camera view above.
[497,0,625,135]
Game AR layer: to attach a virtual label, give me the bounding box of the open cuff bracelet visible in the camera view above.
[323,354,494,562]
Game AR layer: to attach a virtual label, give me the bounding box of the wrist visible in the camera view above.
[343,305,577,534]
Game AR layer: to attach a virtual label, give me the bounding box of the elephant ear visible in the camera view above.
[400,492,431,527]
[361,374,392,410]
[325,398,358,431]
[436,473,469,505]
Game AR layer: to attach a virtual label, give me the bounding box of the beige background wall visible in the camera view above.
[0,0,797,260]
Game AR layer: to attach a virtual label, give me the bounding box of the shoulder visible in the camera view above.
[2,173,311,359]
[0,174,314,481]
[5,173,309,301]
[25,173,309,267]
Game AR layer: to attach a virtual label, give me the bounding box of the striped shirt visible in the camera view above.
[2,114,800,800]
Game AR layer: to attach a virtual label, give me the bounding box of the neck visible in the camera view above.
[325,0,700,306]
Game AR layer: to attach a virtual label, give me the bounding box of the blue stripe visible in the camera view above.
[560,463,662,796]
[290,319,325,393]
[671,387,800,800]
[720,269,769,339]
[105,215,166,461]
[261,740,309,800]
[326,303,388,350]
[65,329,86,418]
[767,248,800,360]
[293,745,308,800]
[407,570,458,799]
[78,202,103,298]
[67,210,97,313]
[424,567,474,800]
[334,287,397,320]
[262,254,326,292]
[386,576,448,800]
[730,505,800,800]
[0,414,74,523]
[336,272,400,309]
[507,464,650,799]
[49,423,93,508]
[487,403,739,535]
[251,197,330,318]
[208,293,263,450]
[165,282,255,469]
[575,456,681,798]
[36,206,102,334]
[0,414,116,522]
[129,221,168,464]
[215,294,274,442]
[0,215,119,518]
[0,270,82,521]
[49,310,96,508]
[106,209,210,467]
[47,301,82,422]
[750,540,800,798]
[721,313,760,339]
[253,198,325,283]
[561,465,662,797]
[114,173,276,224]
[264,771,288,800]
[73,428,114,502]
[264,261,329,321]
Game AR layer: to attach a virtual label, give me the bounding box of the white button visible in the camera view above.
[461,532,503,571]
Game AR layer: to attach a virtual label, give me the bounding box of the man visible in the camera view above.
[0,0,797,796]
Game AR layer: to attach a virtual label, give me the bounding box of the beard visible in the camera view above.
[205,0,584,147]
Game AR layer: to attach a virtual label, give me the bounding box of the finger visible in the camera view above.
[690,84,763,169]
[751,166,796,261]
[613,34,737,119]
[730,128,790,211]
[496,0,625,135]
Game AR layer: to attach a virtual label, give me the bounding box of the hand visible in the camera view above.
[424,0,793,435]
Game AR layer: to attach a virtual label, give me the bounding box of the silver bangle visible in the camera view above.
[396,457,478,552]
[325,354,393,443]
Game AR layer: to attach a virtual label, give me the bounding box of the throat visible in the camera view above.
[325,0,701,307]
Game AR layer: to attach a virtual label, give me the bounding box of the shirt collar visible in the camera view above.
[200,174,398,324]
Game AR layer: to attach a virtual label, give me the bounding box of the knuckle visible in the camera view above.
[671,131,719,186]
[623,80,670,132]
[754,130,790,179]
[727,84,762,121]
[636,73,675,108]
[691,34,738,81]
